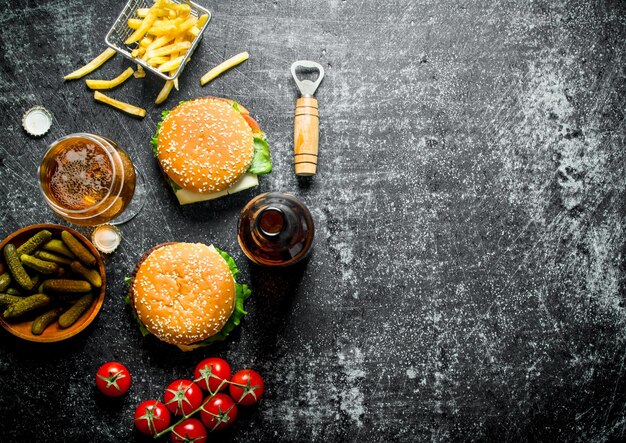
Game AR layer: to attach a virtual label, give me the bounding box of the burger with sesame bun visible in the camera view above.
[127,242,251,351]
[151,97,272,205]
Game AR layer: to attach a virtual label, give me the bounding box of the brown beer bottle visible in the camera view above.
[237,192,314,267]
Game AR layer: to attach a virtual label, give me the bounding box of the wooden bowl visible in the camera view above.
[0,224,106,343]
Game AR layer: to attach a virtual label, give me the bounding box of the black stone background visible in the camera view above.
[1,0,626,441]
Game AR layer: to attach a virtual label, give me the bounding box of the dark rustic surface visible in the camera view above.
[1,0,626,441]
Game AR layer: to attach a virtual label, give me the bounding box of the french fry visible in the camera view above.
[131,47,145,58]
[155,80,174,104]
[134,65,146,79]
[94,91,146,118]
[197,14,209,27]
[146,41,191,59]
[136,7,169,18]
[200,52,249,86]
[147,24,178,36]
[188,26,201,38]
[150,26,176,39]
[188,15,208,38]
[125,0,206,79]
[127,18,142,29]
[146,35,174,52]
[164,3,191,14]
[158,56,184,72]
[125,12,156,44]
[64,48,117,80]
[171,16,197,36]
[171,35,184,90]
[147,56,170,66]
[153,0,171,8]
[139,36,154,48]
[85,67,135,90]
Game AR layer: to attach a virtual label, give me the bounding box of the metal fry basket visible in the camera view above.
[105,0,211,81]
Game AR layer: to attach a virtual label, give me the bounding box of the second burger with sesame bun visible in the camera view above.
[152,97,272,205]
[127,242,251,351]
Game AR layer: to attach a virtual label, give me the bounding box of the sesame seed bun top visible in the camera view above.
[132,242,235,346]
[157,97,254,194]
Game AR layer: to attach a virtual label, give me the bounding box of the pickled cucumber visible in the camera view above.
[61,231,96,267]
[31,308,64,335]
[16,230,53,256]
[20,254,59,275]
[42,279,91,294]
[30,274,41,288]
[34,250,73,266]
[3,293,50,319]
[70,261,102,288]
[3,244,33,290]
[6,288,22,295]
[0,293,22,308]
[0,273,11,292]
[42,240,76,259]
[58,294,93,328]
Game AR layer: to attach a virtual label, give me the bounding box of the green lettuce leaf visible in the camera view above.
[124,290,151,337]
[248,135,272,175]
[216,247,240,280]
[167,176,182,192]
[151,110,170,157]
[195,281,251,346]
[194,248,251,346]
[126,247,251,346]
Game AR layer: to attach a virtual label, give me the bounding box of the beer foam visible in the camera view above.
[49,142,113,211]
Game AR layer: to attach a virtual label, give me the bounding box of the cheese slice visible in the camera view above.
[173,173,259,205]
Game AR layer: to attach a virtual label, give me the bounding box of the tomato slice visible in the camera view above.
[242,114,262,133]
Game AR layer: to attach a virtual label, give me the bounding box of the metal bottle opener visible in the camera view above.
[291,60,325,176]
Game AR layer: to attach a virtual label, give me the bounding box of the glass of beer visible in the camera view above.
[38,133,145,226]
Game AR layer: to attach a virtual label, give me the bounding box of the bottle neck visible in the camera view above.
[256,207,286,240]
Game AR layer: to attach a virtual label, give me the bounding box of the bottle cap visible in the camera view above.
[22,106,53,137]
[91,224,121,254]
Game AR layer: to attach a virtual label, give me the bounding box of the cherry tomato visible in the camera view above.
[134,400,171,436]
[163,379,203,416]
[194,358,231,393]
[242,114,262,133]
[200,393,238,432]
[229,369,265,406]
[171,418,207,443]
[95,362,131,397]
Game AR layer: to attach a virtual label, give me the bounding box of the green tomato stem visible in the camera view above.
[192,375,248,389]
[153,378,238,439]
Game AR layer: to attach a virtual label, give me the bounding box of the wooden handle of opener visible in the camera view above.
[294,96,319,176]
